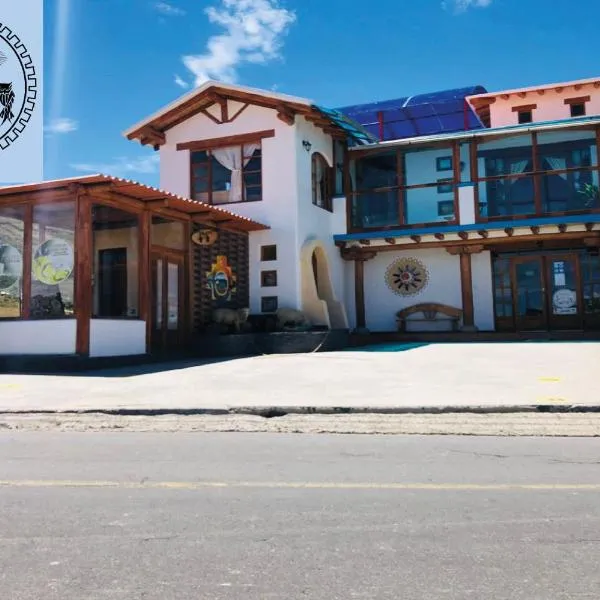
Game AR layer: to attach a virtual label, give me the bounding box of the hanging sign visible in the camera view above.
[32,238,74,285]
[191,229,218,246]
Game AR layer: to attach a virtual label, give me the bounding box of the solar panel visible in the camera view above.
[336,85,487,142]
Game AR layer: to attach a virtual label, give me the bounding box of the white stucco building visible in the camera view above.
[1,76,600,362]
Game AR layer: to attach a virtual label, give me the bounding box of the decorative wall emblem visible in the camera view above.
[385,257,429,296]
[206,255,237,302]
[191,229,218,246]
[0,23,37,150]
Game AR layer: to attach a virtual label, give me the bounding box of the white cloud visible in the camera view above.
[70,154,160,177]
[182,0,296,87]
[44,117,79,134]
[153,1,186,16]
[174,73,190,89]
[443,0,492,12]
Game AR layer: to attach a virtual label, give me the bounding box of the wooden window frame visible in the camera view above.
[261,295,278,313]
[512,105,536,124]
[260,244,277,261]
[311,152,333,212]
[472,125,600,224]
[260,270,277,287]
[346,142,460,233]
[190,143,263,206]
[565,97,589,118]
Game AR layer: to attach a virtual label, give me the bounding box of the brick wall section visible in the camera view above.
[192,226,249,332]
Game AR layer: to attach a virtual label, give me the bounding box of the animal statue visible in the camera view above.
[275,307,310,331]
[211,307,250,333]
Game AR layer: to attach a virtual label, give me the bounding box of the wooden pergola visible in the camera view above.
[0,174,267,356]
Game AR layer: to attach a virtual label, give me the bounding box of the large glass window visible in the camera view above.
[30,203,76,319]
[350,144,457,229]
[92,204,140,318]
[476,129,600,219]
[0,206,25,318]
[476,134,534,218]
[536,129,599,213]
[191,143,262,205]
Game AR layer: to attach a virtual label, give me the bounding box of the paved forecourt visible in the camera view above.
[0,342,598,413]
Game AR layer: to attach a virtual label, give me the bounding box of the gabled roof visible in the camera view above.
[337,86,487,142]
[124,81,376,148]
[0,174,268,233]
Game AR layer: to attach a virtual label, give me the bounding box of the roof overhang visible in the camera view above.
[0,174,269,233]
[123,81,375,149]
[335,215,600,256]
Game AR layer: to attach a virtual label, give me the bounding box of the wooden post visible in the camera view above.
[21,204,33,319]
[139,210,151,352]
[460,250,475,330]
[345,249,377,332]
[75,194,92,356]
[355,258,366,330]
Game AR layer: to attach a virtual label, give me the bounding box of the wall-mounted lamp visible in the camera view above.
[302,140,312,152]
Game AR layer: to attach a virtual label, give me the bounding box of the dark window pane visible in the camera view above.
[354,152,397,190]
[191,151,209,162]
[261,245,277,261]
[352,191,399,228]
[571,103,586,117]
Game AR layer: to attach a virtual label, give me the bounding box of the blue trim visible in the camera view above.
[334,214,600,242]
[456,182,475,188]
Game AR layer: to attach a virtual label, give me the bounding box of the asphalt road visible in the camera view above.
[1,433,600,599]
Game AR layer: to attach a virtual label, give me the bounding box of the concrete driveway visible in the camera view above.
[0,342,598,412]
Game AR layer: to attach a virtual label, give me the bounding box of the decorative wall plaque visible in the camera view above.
[385,257,429,296]
[192,229,218,246]
[206,255,237,302]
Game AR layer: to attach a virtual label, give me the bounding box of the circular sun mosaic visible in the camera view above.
[385,257,429,296]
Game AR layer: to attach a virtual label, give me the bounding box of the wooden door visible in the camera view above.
[546,254,583,331]
[511,256,547,331]
[151,251,185,353]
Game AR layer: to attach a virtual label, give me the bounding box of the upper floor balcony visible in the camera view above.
[347,119,600,233]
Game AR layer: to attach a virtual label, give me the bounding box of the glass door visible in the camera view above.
[546,254,582,330]
[151,252,185,353]
[511,256,547,331]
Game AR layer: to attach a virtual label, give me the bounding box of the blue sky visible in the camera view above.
[44,0,600,188]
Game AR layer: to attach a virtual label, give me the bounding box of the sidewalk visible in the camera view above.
[0,342,598,414]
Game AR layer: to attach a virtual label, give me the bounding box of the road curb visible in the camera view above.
[2,404,600,417]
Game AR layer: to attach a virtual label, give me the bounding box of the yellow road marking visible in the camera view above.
[538,377,561,382]
[0,480,599,491]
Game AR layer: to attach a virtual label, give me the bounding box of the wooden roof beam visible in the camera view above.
[276,104,296,126]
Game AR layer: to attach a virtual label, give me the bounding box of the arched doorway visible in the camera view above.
[300,239,347,329]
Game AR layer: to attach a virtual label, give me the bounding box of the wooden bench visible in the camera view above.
[396,303,462,332]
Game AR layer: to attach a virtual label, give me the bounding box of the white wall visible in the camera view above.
[458,185,476,225]
[89,319,147,357]
[160,102,301,314]
[0,320,76,355]
[363,248,462,332]
[472,251,495,331]
[293,117,348,326]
